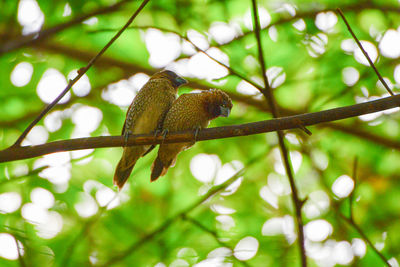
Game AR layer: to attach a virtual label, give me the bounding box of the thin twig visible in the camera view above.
[340,214,392,266]
[250,0,307,266]
[98,172,244,267]
[340,156,391,266]
[11,0,150,147]
[2,93,400,162]
[337,8,394,96]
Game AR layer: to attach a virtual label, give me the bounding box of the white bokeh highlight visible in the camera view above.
[194,247,231,267]
[303,190,330,219]
[17,0,44,34]
[342,67,360,86]
[0,192,22,213]
[209,22,238,45]
[262,215,296,244]
[44,111,63,132]
[37,68,70,104]
[293,19,306,31]
[272,148,302,175]
[22,125,49,146]
[315,11,337,32]
[190,154,221,183]
[11,62,33,87]
[187,30,209,51]
[102,73,150,107]
[31,187,54,209]
[68,70,91,97]
[71,105,103,134]
[267,66,286,88]
[188,48,229,81]
[74,192,98,218]
[332,175,354,198]
[35,152,72,186]
[394,64,400,84]
[21,197,63,239]
[354,41,378,66]
[0,233,23,260]
[305,220,333,242]
[243,7,271,30]
[379,29,400,58]
[333,241,354,265]
[145,29,181,67]
[234,236,259,261]
[236,80,260,96]
[351,238,366,257]
[216,215,235,231]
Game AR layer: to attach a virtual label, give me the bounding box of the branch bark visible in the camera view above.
[1,94,399,163]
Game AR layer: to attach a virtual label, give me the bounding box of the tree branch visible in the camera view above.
[339,214,392,266]
[1,94,400,163]
[336,8,394,96]
[18,37,400,152]
[11,0,150,147]
[251,0,307,266]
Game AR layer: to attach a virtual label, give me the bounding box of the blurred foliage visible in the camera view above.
[1,0,400,266]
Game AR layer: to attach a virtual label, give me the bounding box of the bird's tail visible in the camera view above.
[151,157,165,182]
[113,148,141,190]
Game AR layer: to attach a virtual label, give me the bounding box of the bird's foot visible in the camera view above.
[193,127,201,142]
[153,129,162,137]
[161,129,169,144]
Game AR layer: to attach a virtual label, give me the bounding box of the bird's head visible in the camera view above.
[204,89,233,119]
[153,70,188,88]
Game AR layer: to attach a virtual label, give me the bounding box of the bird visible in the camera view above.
[113,70,187,189]
[151,89,232,181]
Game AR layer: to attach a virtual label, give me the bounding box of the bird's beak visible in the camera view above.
[174,77,188,87]
[219,106,231,117]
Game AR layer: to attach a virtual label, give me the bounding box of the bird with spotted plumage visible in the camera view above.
[114,70,187,189]
[151,89,233,181]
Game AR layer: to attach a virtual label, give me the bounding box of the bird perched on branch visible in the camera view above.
[114,70,187,189]
[151,89,232,181]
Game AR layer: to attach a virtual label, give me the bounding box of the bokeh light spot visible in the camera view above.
[0,192,22,213]
[17,0,44,34]
[11,62,33,87]
[234,236,259,261]
[37,68,70,104]
[305,219,333,242]
[332,175,354,198]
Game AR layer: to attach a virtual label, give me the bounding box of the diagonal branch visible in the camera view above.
[1,93,400,163]
[337,8,394,96]
[11,0,150,148]
[250,1,307,266]
[339,214,391,266]
[0,0,130,54]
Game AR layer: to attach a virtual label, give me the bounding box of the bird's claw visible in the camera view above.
[153,129,161,137]
[161,129,169,144]
[193,127,201,143]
